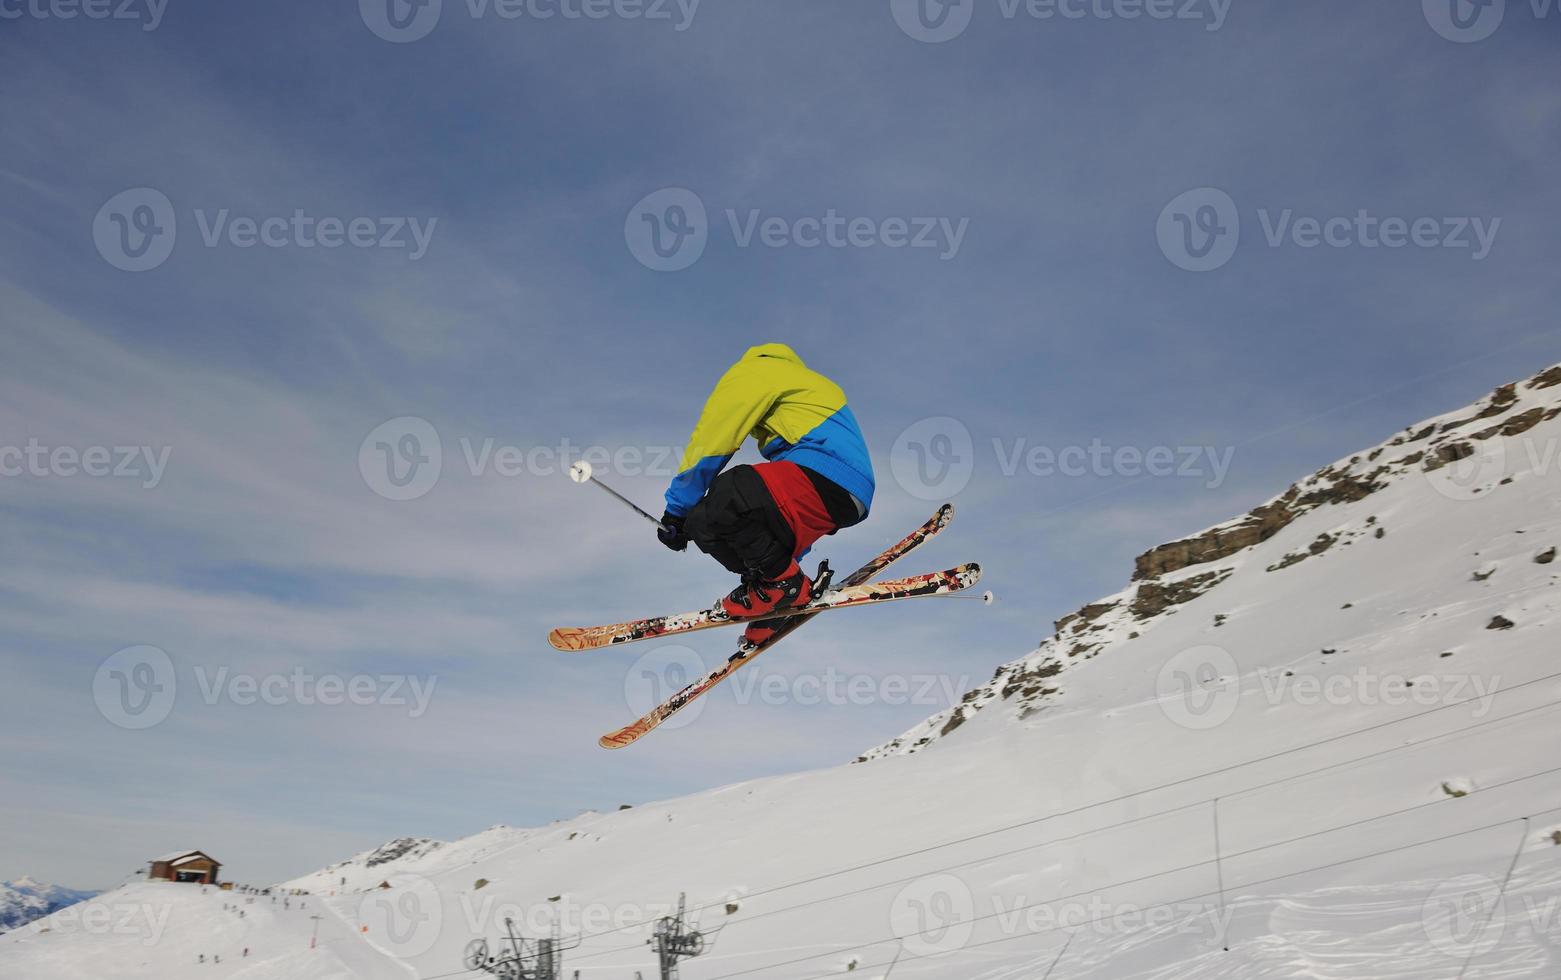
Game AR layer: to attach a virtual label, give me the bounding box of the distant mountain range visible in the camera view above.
[0,878,99,934]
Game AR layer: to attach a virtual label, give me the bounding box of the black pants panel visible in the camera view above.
[683,465,795,577]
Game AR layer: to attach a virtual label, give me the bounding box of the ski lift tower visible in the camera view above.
[651,894,706,980]
[462,916,579,980]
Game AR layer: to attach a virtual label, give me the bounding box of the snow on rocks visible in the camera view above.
[861,361,1561,762]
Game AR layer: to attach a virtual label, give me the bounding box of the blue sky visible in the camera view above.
[1,0,1558,888]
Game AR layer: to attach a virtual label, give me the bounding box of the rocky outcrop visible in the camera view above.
[1131,569,1232,618]
[857,361,1561,763]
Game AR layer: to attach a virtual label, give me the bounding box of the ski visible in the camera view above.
[598,503,957,749]
[551,562,979,652]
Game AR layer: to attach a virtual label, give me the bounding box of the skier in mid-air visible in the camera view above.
[656,343,875,643]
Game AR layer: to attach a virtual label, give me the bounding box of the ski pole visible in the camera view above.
[568,461,670,533]
[936,590,997,605]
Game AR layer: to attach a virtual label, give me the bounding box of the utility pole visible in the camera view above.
[650,894,705,980]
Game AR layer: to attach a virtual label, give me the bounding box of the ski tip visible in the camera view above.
[548,629,578,652]
[598,729,636,750]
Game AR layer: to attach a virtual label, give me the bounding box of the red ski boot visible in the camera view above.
[721,561,812,621]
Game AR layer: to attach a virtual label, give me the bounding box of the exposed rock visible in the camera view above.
[1472,406,1555,440]
[1267,532,1340,572]
[364,838,441,868]
[1536,548,1557,565]
[1001,660,1062,700]
[1488,616,1516,631]
[1441,384,1518,432]
[1528,366,1561,390]
[1054,601,1119,635]
[1131,569,1231,619]
[1134,469,1389,581]
[1134,501,1294,580]
[939,708,968,737]
[1424,441,1474,471]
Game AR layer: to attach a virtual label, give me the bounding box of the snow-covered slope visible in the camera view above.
[6,364,1561,980]
[864,362,1561,760]
[0,881,407,978]
[0,877,98,934]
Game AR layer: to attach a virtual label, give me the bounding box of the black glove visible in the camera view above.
[657,511,689,552]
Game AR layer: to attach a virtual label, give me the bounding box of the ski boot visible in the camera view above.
[722,560,812,620]
[731,561,835,647]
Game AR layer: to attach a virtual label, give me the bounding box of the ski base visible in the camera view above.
[598,503,959,749]
[552,562,978,652]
